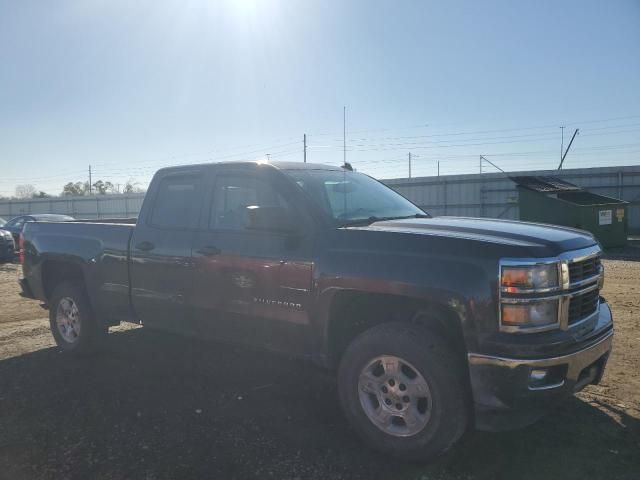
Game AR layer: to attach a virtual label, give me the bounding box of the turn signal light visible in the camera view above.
[501,264,559,290]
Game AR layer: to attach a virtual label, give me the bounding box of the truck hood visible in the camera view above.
[357,216,597,252]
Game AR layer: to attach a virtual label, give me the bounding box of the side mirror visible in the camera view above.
[246,206,299,234]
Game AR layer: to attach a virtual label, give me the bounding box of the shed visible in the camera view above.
[512,175,628,248]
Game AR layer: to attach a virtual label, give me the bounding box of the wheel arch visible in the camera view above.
[41,259,87,302]
[324,290,469,369]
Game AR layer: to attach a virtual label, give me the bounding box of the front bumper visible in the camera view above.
[468,301,613,431]
[0,240,14,259]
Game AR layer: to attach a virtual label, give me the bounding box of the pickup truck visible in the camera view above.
[19,161,613,461]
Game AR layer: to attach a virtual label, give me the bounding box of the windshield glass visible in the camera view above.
[284,169,427,225]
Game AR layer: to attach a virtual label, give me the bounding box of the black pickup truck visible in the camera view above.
[19,161,613,460]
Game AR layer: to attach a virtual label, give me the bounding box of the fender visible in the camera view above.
[311,244,497,365]
[28,233,103,305]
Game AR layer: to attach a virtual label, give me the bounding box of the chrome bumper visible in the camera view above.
[468,301,613,431]
[468,328,613,392]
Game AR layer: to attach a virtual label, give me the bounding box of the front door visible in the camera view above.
[129,169,205,331]
[191,165,314,354]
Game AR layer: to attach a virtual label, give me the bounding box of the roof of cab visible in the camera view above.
[29,214,75,220]
[156,161,343,175]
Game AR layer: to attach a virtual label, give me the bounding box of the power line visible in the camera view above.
[308,113,640,141]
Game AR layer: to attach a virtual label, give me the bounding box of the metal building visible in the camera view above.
[384,165,640,234]
[0,193,145,221]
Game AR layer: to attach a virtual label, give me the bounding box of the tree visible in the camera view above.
[15,184,36,199]
[92,180,114,195]
[123,179,145,194]
[33,191,50,198]
[62,181,89,196]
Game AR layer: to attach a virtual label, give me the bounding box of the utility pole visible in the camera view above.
[408,152,412,178]
[303,133,307,163]
[560,126,565,164]
[557,128,579,170]
[479,156,482,174]
[88,165,92,195]
[266,153,271,161]
[437,160,440,177]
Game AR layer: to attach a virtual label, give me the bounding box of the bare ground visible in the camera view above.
[0,262,44,324]
[0,261,638,480]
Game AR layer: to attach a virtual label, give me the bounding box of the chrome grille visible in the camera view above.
[568,288,599,324]
[569,255,601,284]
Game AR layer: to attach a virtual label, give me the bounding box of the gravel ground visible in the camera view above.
[0,261,638,480]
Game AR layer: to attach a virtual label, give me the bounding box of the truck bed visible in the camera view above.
[22,220,137,325]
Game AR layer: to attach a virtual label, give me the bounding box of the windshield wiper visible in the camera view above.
[339,213,430,227]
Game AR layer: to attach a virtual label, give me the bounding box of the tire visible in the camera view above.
[337,322,469,461]
[49,281,107,354]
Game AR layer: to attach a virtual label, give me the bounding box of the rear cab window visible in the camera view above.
[150,175,201,229]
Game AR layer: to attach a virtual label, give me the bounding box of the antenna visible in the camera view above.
[343,106,347,167]
[560,126,565,163]
[342,106,347,215]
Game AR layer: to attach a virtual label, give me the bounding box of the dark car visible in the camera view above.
[0,228,15,261]
[2,214,74,244]
[19,162,611,461]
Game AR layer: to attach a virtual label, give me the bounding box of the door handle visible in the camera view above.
[196,245,221,256]
[135,241,155,252]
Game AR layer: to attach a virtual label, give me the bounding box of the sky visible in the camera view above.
[1,0,639,196]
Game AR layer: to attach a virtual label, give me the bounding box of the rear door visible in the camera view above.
[191,165,314,354]
[129,169,206,331]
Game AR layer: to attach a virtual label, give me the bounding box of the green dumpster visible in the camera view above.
[512,176,628,248]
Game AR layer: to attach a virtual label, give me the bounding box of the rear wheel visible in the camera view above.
[337,322,469,461]
[49,282,107,354]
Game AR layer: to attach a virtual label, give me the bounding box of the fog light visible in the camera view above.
[528,366,566,390]
[530,369,549,382]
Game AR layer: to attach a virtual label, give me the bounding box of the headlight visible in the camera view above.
[501,300,559,330]
[0,230,11,239]
[501,263,559,292]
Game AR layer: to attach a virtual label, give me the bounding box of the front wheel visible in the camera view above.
[337,322,469,461]
[49,282,107,354]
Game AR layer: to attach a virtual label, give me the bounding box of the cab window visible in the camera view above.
[150,175,201,229]
[209,175,288,230]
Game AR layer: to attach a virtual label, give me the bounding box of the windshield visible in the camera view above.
[284,169,428,225]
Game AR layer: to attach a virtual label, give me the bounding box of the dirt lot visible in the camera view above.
[0,261,638,480]
[0,263,44,325]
